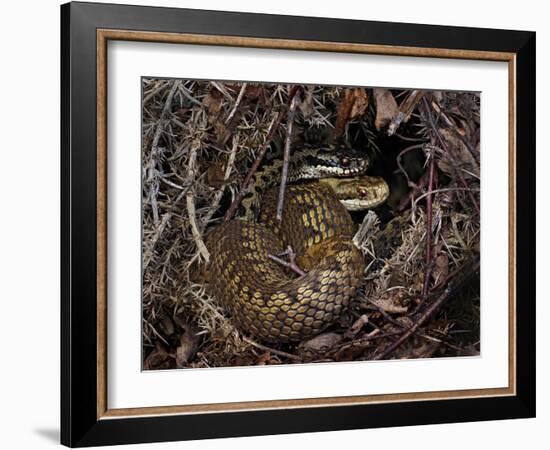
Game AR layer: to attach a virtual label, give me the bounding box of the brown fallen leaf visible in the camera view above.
[175,325,200,368]
[299,332,343,353]
[206,160,226,188]
[334,88,369,137]
[436,128,479,179]
[345,314,369,339]
[432,252,450,286]
[350,88,369,119]
[202,88,223,123]
[373,88,399,131]
[298,85,315,119]
[388,90,425,136]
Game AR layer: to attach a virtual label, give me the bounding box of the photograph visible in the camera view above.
[141,79,481,370]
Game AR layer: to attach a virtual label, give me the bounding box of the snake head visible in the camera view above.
[301,147,371,178]
[318,176,390,211]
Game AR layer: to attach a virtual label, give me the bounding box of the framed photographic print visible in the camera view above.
[60,1,536,447]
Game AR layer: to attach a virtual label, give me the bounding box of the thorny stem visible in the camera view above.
[276,87,301,221]
[224,85,301,222]
[201,135,240,229]
[148,80,181,226]
[185,145,210,263]
[225,83,248,125]
[223,110,285,221]
[421,156,436,299]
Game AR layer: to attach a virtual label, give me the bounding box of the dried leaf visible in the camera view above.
[374,88,399,130]
[345,314,369,339]
[206,161,226,188]
[202,88,223,123]
[349,89,369,119]
[334,88,369,137]
[175,325,200,368]
[159,312,175,336]
[432,252,450,285]
[300,332,343,353]
[298,86,315,118]
[436,128,479,179]
[369,291,410,314]
[143,343,175,370]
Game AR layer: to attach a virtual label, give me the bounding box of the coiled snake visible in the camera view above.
[207,147,389,343]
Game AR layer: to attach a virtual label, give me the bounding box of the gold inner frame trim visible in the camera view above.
[96,28,517,420]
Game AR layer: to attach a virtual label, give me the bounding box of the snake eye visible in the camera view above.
[340,156,350,167]
[358,187,369,198]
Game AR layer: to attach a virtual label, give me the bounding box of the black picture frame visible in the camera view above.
[61,1,536,447]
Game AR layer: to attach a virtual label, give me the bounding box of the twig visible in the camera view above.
[143,213,172,270]
[394,133,428,143]
[210,81,234,101]
[143,80,169,105]
[276,87,301,221]
[243,336,301,361]
[225,83,248,125]
[365,297,463,352]
[201,135,239,228]
[388,90,426,136]
[412,187,479,209]
[148,80,180,182]
[185,145,210,263]
[395,143,425,188]
[397,165,430,212]
[147,80,180,226]
[421,156,436,299]
[268,246,307,277]
[372,257,480,360]
[223,110,285,221]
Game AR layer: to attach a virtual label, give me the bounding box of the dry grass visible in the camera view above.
[141,79,480,369]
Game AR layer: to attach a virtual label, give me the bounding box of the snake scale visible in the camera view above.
[207,147,389,343]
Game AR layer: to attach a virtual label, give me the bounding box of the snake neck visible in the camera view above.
[240,147,371,220]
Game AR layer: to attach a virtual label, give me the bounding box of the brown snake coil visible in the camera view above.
[206,149,388,343]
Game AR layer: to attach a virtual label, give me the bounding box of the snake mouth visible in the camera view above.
[299,147,371,179]
[318,176,390,210]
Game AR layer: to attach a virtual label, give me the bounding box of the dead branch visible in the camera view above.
[276,87,301,221]
[185,145,210,263]
[148,80,180,225]
[225,83,248,125]
[421,156,437,299]
[388,89,426,136]
[268,245,307,277]
[201,135,239,228]
[242,336,301,362]
[395,143,426,188]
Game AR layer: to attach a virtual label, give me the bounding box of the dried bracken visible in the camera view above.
[142,79,480,369]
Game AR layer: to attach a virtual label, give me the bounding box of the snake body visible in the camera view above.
[207,147,389,343]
